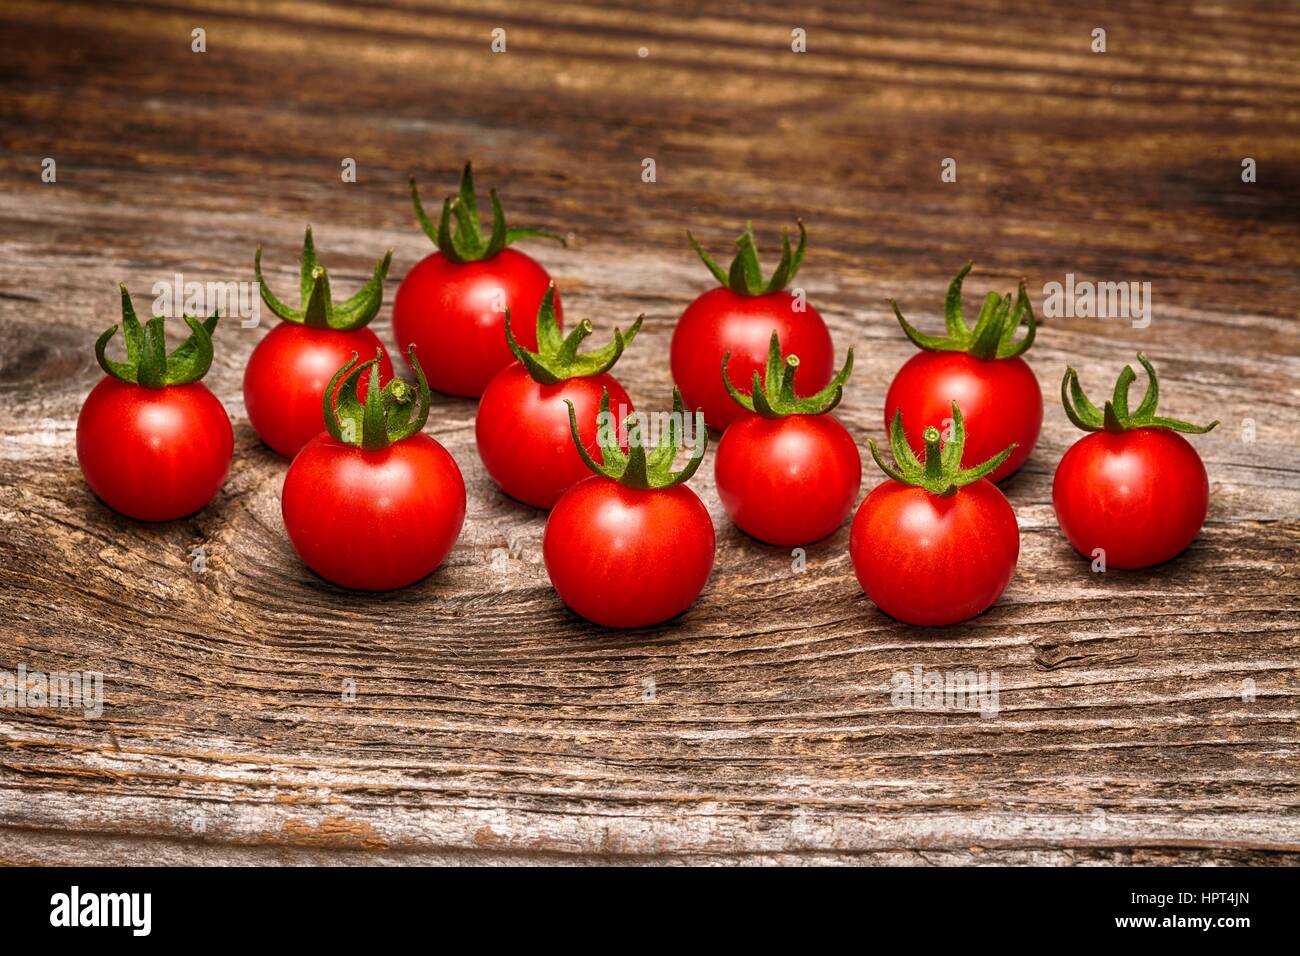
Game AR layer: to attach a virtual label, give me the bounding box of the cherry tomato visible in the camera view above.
[246,227,394,458]
[671,222,833,431]
[476,288,639,508]
[79,378,232,522]
[244,323,391,458]
[886,263,1041,482]
[281,348,465,591]
[543,388,714,628]
[545,479,714,628]
[718,415,860,546]
[283,433,465,590]
[1053,355,1217,569]
[1054,429,1207,569]
[886,351,1040,483]
[395,249,555,397]
[77,287,232,521]
[850,403,1019,626]
[851,479,1019,626]
[714,334,859,545]
[394,164,565,397]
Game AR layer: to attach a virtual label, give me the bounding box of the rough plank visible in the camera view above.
[0,0,1297,864]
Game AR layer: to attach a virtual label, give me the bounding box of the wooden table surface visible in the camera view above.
[1,1,1297,865]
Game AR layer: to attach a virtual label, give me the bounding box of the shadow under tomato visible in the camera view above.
[82,483,221,527]
[291,561,451,601]
[1055,534,1210,575]
[860,592,1012,635]
[720,520,850,553]
[550,600,706,642]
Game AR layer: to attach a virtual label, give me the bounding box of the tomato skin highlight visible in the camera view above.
[885,351,1042,483]
[476,364,632,509]
[281,432,466,591]
[849,478,1019,626]
[243,323,392,458]
[543,477,715,628]
[393,249,558,397]
[671,288,833,432]
[77,377,233,521]
[715,413,861,546]
[1053,427,1209,569]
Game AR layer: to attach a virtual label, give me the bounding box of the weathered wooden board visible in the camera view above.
[0,0,1297,864]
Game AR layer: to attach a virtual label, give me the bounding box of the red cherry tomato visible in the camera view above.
[78,378,232,521]
[477,366,632,509]
[544,478,714,628]
[850,402,1019,625]
[281,348,465,591]
[850,478,1019,626]
[244,323,392,458]
[1052,355,1218,570]
[716,414,860,546]
[1053,429,1208,569]
[713,333,860,546]
[282,432,465,591]
[247,227,394,458]
[673,288,833,433]
[476,286,640,509]
[671,222,834,431]
[394,248,557,397]
[543,387,715,627]
[886,351,1041,483]
[78,287,232,521]
[886,264,1041,482]
[395,165,567,397]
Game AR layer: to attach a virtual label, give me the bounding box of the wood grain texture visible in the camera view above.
[0,0,1297,865]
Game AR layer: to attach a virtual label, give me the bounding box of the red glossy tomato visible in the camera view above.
[715,414,860,545]
[77,378,233,521]
[544,478,715,628]
[886,351,1041,484]
[850,479,1019,626]
[282,432,466,591]
[244,323,392,458]
[1053,428,1209,569]
[672,287,833,432]
[393,249,558,397]
[477,365,632,509]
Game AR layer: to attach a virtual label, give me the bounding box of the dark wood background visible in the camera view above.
[0,1,1296,864]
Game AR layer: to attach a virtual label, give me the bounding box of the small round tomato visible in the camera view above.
[394,164,565,397]
[885,263,1041,482]
[714,334,859,545]
[886,351,1040,483]
[245,323,392,458]
[853,480,1019,626]
[78,287,232,521]
[281,348,465,591]
[850,403,1019,626]
[476,288,637,508]
[80,379,232,522]
[246,228,393,458]
[546,479,714,628]
[1053,354,1217,569]
[718,415,860,545]
[543,388,714,628]
[671,222,834,431]
[284,433,464,590]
